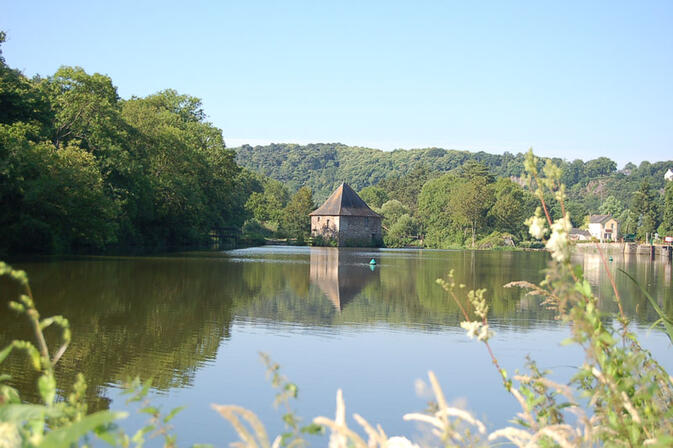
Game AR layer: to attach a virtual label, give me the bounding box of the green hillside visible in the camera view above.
[234,142,671,207]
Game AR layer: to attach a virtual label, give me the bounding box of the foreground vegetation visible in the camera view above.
[2,153,673,447]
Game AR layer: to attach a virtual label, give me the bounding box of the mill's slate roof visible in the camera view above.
[569,228,591,238]
[310,183,382,218]
[589,214,614,224]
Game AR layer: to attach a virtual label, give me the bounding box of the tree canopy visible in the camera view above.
[0,34,259,254]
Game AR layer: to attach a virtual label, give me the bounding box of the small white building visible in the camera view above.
[588,215,619,242]
[665,168,673,182]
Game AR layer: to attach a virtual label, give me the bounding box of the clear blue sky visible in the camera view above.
[2,0,672,166]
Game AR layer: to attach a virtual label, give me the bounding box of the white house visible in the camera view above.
[665,168,673,182]
[588,215,619,242]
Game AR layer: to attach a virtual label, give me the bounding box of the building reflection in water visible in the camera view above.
[579,251,673,312]
[309,247,380,311]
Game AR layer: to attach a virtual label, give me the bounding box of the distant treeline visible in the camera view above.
[236,143,673,247]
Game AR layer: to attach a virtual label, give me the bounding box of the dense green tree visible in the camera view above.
[659,182,673,236]
[377,164,437,212]
[450,177,495,247]
[599,195,625,217]
[280,187,314,243]
[379,199,409,229]
[488,178,535,240]
[384,214,418,248]
[0,123,115,252]
[561,159,585,187]
[584,157,617,178]
[0,58,51,130]
[121,90,247,246]
[246,177,290,224]
[619,209,638,236]
[631,181,659,241]
[459,160,495,183]
[0,34,257,254]
[565,200,589,228]
[417,174,463,248]
[358,186,389,209]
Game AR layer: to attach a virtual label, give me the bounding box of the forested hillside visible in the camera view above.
[235,143,673,248]
[236,143,532,202]
[235,143,672,205]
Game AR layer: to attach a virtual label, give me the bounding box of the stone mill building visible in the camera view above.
[310,183,383,247]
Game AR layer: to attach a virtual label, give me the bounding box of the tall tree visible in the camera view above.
[379,199,409,229]
[584,157,617,178]
[599,195,624,217]
[659,182,673,235]
[358,186,389,209]
[488,178,535,240]
[246,177,290,224]
[281,187,315,243]
[631,181,659,241]
[450,177,495,247]
[417,174,462,248]
[460,160,495,183]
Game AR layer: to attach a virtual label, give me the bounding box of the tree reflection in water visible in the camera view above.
[1,248,670,413]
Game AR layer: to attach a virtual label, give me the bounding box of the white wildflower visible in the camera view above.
[478,324,493,341]
[525,208,547,240]
[0,422,21,448]
[386,436,420,448]
[468,289,488,319]
[461,321,480,339]
[546,214,571,263]
[488,426,533,445]
[460,321,493,342]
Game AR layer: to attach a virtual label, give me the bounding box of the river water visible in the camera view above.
[1,247,671,445]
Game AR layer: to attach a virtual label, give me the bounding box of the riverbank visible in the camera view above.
[572,242,673,260]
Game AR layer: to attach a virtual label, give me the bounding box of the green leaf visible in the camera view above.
[94,425,120,446]
[40,410,127,448]
[560,337,574,346]
[38,373,56,406]
[0,344,13,364]
[574,279,592,298]
[0,403,63,422]
[163,405,186,423]
[284,382,298,398]
[280,432,294,445]
[282,412,298,427]
[0,384,20,404]
[598,332,616,347]
[27,345,42,370]
[132,424,155,445]
[139,406,159,415]
[300,423,324,435]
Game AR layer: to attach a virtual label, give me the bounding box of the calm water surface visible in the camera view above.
[1,247,672,445]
